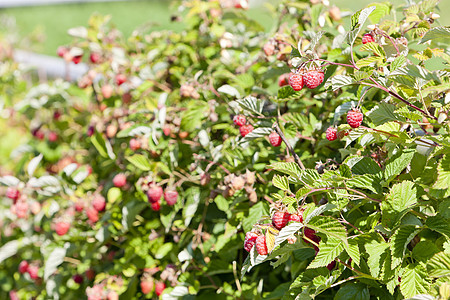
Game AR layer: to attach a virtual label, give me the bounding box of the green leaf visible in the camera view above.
[348,6,376,45]
[91,132,109,158]
[433,155,450,189]
[272,175,290,192]
[390,55,406,71]
[44,247,66,280]
[308,237,344,269]
[107,187,122,204]
[269,162,303,179]
[308,216,347,245]
[365,237,389,278]
[382,181,418,227]
[237,96,264,115]
[346,174,382,194]
[367,2,391,24]
[426,215,450,239]
[419,26,450,44]
[240,127,272,142]
[335,283,370,300]
[356,56,383,68]
[304,203,336,224]
[345,238,361,267]
[126,154,151,171]
[277,85,297,99]
[426,252,450,278]
[400,263,430,298]
[333,101,358,124]
[346,156,382,175]
[273,222,304,250]
[182,187,201,227]
[243,201,268,232]
[326,75,355,92]
[360,42,385,57]
[384,149,415,182]
[366,102,401,126]
[412,241,440,263]
[234,73,255,89]
[390,226,421,269]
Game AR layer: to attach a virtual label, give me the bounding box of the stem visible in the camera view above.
[300,186,381,206]
[273,122,305,170]
[329,276,359,288]
[335,258,377,280]
[232,261,242,293]
[360,126,399,138]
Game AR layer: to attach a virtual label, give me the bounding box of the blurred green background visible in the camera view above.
[1,0,448,56]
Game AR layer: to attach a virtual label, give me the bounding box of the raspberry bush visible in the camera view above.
[1,0,450,299]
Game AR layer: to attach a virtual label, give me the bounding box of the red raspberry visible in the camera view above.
[86,206,99,223]
[6,187,20,201]
[115,74,127,86]
[147,186,163,203]
[326,127,337,141]
[112,173,127,188]
[27,265,39,280]
[239,124,254,137]
[155,281,166,296]
[304,228,320,250]
[164,190,178,206]
[272,211,291,230]
[75,200,85,212]
[255,235,268,255]
[347,108,364,128]
[73,274,83,284]
[89,52,101,64]
[48,131,58,142]
[72,55,83,64]
[140,279,154,294]
[268,132,282,147]
[278,73,289,87]
[18,260,29,274]
[129,138,141,151]
[303,70,324,89]
[244,232,258,252]
[151,201,161,211]
[57,46,68,58]
[233,115,246,127]
[327,260,336,271]
[54,221,70,236]
[362,33,375,44]
[289,213,303,223]
[92,195,106,212]
[14,201,29,219]
[289,72,304,91]
[263,43,275,56]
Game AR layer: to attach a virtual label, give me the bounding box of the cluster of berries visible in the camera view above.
[7,187,41,219]
[146,185,179,211]
[18,260,39,280]
[74,194,106,224]
[233,114,254,137]
[85,276,123,300]
[244,209,303,255]
[326,108,364,141]
[221,171,256,202]
[31,127,59,142]
[289,68,325,91]
[140,267,170,297]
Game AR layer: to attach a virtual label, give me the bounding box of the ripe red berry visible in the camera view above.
[112,173,127,188]
[239,124,254,137]
[326,127,338,141]
[151,201,161,211]
[86,207,99,223]
[129,138,141,151]
[347,108,364,128]
[155,281,166,296]
[147,186,163,203]
[233,115,246,127]
[268,132,282,147]
[73,274,83,284]
[362,33,375,44]
[327,260,336,271]
[289,213,303,223]
[48,131,58,142]
[72,55,83,64]
[255,235,268,255]
[244,232,258,252]
[92,195,106,212]
[57,46,68,58]
[278,73,289,87]
[140,279,154,295]
[272,211,291,230]
[89,52,101,63]
[164,190,178,206]
[19,260,29,274]
[27,265,39,280]
[115,74,127,86]
[289,72,304,91]
[54,221,70,236]
[6,187,20,201]
[303,70,325,89]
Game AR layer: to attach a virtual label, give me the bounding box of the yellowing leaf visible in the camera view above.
[266,227,279,253]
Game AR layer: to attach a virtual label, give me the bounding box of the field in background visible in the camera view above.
[1,0,449,56]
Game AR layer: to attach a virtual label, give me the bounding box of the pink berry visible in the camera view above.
[244,232,258,252]
[268,132,282,147]
[115,74,127,86]
[303,70,324,89]
[27,265,39,280]
[112,173,126,188]
[362,33,375,44]
[326,127,337,141]
[147,186,163,203]
[129,138,141,151]
[155,281,166,296]
[48,131,58,142]
[151,201,161,211]
[347,108,364,128]
[6,187,20,201]
[233,115,246,127]
[239,124,254,137]
[54,221,70,236]
[289,72,304,91]
[92,195,106,212]
[89,52,101,63]
[19,260,29,274]
[164,190,178,206]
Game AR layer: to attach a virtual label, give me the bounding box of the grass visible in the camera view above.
[0,0,448,56]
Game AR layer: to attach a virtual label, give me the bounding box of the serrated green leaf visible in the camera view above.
[368,2,391,24]
[346,174,382,194]
[126,154,151,171]
[382,181,418,227]
[326,75,355,92]
[270,162,303,179]
[400,264,430,298]
[365,236,389,278]
[433,155,450,189]
[360,42,385,57]
[426,215,450,238]
[308,216,347,245]
[308,237,344,269]
[426,252,450,278]
[390,226,421,269]
[237,96,264,115]
[419,26,450,44]
[243,201,268,232]
[390,55,406,71]
[273,175,290,192]
[356,56,383,68]
[412,241,440,263]
[384,149,415,182]
[366,102,400,126]
[335,283,370,300]
[345,238,361,267]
